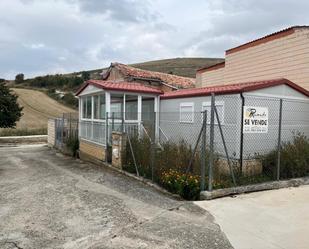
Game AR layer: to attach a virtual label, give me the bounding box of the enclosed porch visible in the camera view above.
[76,81,161,147]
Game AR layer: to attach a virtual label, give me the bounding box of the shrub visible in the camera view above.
[65,136,79,157]
[15,73,24,84]
[160,169,200,200]
[262,132,309,179]
[122,135,152,177]
[156,140,200,175]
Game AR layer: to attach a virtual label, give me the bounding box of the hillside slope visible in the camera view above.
[74,57,224,79]
[10,88,76,130]
[131,58,224,78]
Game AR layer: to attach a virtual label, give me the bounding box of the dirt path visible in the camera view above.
[0,145,232,249]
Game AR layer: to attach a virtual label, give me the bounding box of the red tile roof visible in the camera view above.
[106,63,195,89]
[161,78,309,99]
[75,80,163,96]
[226,26,309,55]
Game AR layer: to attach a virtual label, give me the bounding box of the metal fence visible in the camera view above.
[122,94,309,192]
[55,93,309,193]
[54,113,79,150]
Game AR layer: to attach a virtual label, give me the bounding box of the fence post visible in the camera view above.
[112,112,115,132]
[200,110,207,191]
[105,112,109,162]
[240,94,245,174]
[277,99,283,181]
[122,112,125,133]
[61,113,64,148]
[208,93,215,192]
[150,142,155,181]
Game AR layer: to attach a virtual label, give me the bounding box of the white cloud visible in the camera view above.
[0,0,309,79]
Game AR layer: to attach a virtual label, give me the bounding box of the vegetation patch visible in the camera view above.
[0,128,47,137]
[262,132,309,179]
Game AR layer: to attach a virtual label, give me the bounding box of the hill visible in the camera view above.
[73,57,224,79]
[0,88,76,136]
[131,58,224,78]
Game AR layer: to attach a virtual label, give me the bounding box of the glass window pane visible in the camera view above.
[125,95,138,120]
[99,94,106,119]
[86,96,92,119]
[180,103,194,123]
[142,98,154,122]
[94,95,99,119]
[82,97,87,118]
[111,93,123,119]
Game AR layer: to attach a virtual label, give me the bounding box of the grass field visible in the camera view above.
[0,88,76,136]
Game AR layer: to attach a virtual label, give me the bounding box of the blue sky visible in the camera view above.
[1,0,309,79]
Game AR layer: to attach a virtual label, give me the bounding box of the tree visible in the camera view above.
[0,78,5,83]
[15,73,24,84]
[81,71,90,81]
[62,92,78,108]
[0,84,23,128]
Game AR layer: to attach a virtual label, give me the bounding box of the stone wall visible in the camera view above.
[79,139,105,161]
[47,119,55,147]
[216,158,263,177]
[111,132,126,169]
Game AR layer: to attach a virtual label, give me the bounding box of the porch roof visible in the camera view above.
[75,80,163,96]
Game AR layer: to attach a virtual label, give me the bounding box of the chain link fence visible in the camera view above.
[120,94,309,199]
[53,94,309,199]
[54,113,79,155]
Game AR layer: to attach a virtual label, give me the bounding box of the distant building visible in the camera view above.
[101,62,195,92]
[196,26,309,91]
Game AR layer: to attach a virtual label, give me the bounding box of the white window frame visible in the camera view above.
[179,102,194,123]
[81,95,92,121]
[93,94,106,122]
[202,101,225,125]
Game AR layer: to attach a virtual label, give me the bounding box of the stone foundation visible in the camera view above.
[79,139,106,162]
[216,158,263,177]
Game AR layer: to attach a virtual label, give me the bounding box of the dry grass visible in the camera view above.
[0,88,76,135]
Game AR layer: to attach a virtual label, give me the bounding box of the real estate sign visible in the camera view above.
[243,106,268,133]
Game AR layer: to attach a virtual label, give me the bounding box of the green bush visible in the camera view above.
[122,135,152,178]
[122,136,204,199]
[65,135,79,157]
[262,132,309,179]
[156,140,200,175]
[160,169,200,200]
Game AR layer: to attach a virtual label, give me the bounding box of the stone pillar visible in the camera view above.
[47,119,56,147]
[112,132,126,169]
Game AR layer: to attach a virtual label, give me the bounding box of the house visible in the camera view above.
[75,75,309,172]
[160,78,309,163]
[196,26,309,91]
[102,62,195,91]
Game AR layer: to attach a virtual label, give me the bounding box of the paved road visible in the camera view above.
[196,186,309,249]
[0,145,232,249]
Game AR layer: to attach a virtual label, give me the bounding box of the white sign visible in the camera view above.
[243,106,268,133]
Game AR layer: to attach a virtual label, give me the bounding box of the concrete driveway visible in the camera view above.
[0,145,232,249]
[196,186,309,249]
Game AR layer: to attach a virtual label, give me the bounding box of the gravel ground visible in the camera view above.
[0,145,233,249]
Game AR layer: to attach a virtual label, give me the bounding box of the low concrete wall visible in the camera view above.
[200,177,309,200]
[0,135,47,145]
